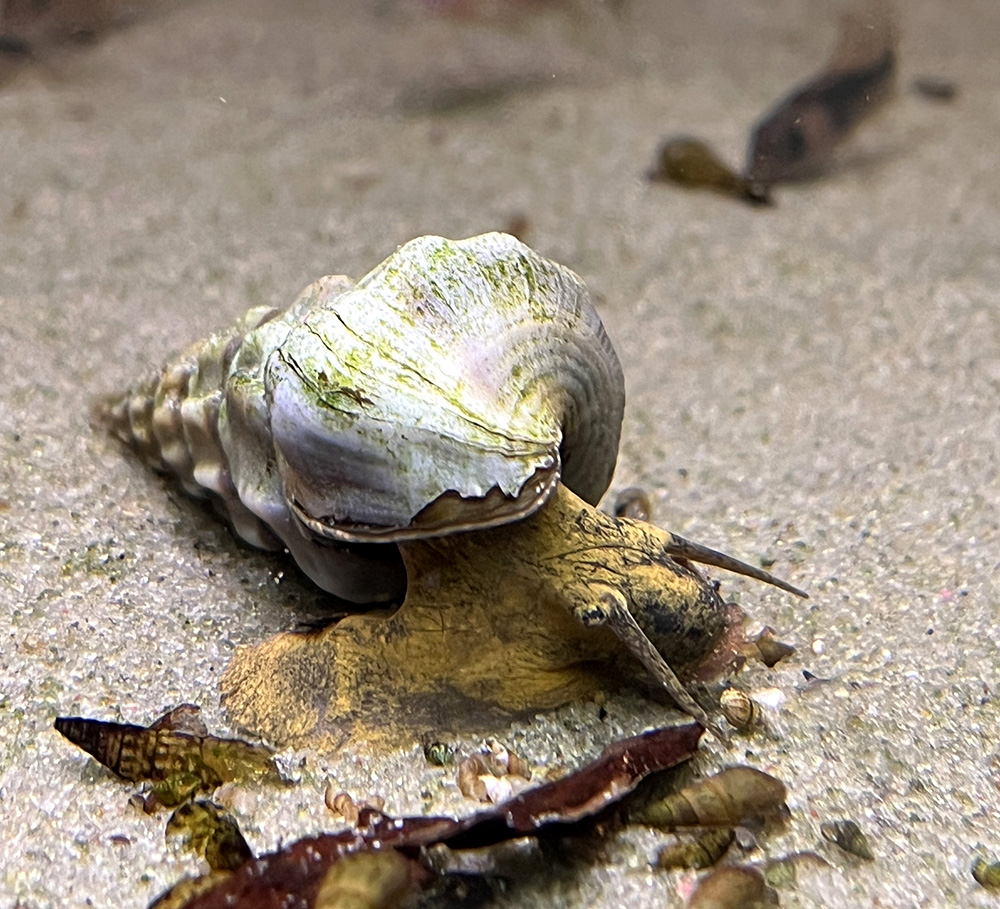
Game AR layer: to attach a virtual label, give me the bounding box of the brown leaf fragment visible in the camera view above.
[405,722,703,850]
[54,710,282,801]
[166,801,254,872]
[156,723,702,908]
[152,833,426,909]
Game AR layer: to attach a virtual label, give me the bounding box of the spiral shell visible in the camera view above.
[102,233,624,603]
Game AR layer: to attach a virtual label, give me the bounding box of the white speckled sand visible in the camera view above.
[1,1,998,906]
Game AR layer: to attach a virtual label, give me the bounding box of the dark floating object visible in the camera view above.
[649,137,771,206]
[656,827,735,870]
[972,856,1000,890]
[650,0,899,204]
[634,766,787,829]
[0,34,32,58]
[686,865,776,908]
[820,819,875,860]
[55,705,281,808]
[911,76,958,102]
[745,0,898,191]
[150,723,703,908]
[166,800,254,872]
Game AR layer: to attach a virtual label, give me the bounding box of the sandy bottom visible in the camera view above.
[1,1,999,906]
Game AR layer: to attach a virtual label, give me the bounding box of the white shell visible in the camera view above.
[104,233,624,603]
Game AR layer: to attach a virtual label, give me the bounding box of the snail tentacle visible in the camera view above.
[662,535,808,599]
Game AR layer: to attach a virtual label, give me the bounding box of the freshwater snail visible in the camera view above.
[100,233,805,735]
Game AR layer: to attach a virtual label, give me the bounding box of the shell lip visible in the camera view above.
[289,464,560,543]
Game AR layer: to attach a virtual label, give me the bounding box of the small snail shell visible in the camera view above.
[101,234,624,604]
[719,688,758,730]
[636,767,787,829]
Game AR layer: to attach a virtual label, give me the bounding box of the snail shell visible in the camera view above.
[101,233,624,603]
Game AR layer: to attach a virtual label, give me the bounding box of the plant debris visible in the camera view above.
[55,705,282,808]
[150,723,703,908]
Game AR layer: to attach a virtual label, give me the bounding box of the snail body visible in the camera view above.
[103,233,803,732]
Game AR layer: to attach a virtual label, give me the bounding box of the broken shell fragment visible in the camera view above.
[821,819,874,860]
[636,767,787,829]
[744,627,796,668]
[328,790,361,825]
[457,742,531,802]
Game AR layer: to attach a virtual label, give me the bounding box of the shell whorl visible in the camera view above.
[99,305,286,552]
[102,233,625,602]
